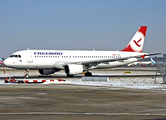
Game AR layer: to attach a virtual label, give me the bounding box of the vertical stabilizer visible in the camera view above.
[150,58,156,64]
[0,58,3,64]
[122,26,147,52]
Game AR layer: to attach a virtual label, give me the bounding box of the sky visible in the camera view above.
[0,0,166,58]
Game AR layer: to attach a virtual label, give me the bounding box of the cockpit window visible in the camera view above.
[10,54,21,58]
[10,55,14,57]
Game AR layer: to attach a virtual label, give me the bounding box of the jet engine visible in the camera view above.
[64,64,84,76]
[39,69,60,75]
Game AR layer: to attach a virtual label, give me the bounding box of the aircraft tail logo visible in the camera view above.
[122,26,147,52]
[0,58,3,64]
[133,38,142,47]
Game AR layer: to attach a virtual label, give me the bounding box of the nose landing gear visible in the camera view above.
[24,69,29,79]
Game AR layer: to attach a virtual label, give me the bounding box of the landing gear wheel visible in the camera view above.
[25,74,29,79]
[67,74,74,77]
[85,72,92,76]
[24,69,30,79]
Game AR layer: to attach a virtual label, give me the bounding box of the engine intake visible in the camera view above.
[64,64,83,75]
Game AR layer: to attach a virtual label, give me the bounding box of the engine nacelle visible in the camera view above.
[64,64,83,75]
[39,69,60,75]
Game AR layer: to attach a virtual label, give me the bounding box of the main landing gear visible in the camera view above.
[67,74,74,77]
[85,71,92,76]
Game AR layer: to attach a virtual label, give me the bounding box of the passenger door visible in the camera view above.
[27,50,33,63]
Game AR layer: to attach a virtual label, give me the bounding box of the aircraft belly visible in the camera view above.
[32,61,54,69]
[14,61,54,69]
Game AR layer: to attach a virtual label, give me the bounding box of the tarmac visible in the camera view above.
[1,67,166,119]
[1,84,166,120]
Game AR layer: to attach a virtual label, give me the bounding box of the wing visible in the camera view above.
[70,53,161,68]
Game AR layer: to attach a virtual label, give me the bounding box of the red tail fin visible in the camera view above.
[122,26,147,52]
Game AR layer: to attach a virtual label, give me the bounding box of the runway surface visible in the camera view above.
[0,67,164,89]
[1,84,166,120]
[0,67,160,79]
[1,67,166,119]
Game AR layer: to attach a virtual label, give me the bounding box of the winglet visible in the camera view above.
[122,26,147,53]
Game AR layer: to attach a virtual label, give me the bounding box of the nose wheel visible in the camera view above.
[24,70,29,79]
[25,74,29,79]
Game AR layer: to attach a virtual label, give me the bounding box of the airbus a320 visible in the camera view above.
[3,26,160,77]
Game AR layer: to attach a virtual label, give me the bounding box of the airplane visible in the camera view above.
[0,58,5,67]
[3,26,161,78]
[127,58,156,66]
[139,58,156,66]
[0,58,3,64]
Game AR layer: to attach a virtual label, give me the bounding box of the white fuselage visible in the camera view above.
[3,26,154,76]
[4,50,146,70]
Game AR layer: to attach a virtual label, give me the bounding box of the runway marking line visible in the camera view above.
[0,112,166,116]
